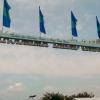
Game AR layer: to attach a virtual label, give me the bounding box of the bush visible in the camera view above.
[41,92,64,100]
[40,91,94,100]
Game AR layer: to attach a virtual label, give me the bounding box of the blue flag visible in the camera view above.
[71,11,78,37]
[39,6,46,34]
[3,0,11,28]
[96,16,100,39]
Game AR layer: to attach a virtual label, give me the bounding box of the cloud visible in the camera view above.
[0,82,25,97]
[7,82,25,92]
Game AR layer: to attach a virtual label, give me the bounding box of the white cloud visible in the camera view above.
[7,82,25,92]
[0,82,25,97]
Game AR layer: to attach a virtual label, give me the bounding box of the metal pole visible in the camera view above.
[40,32,41,39]
[2,0,4,33]
[1,27,3,33]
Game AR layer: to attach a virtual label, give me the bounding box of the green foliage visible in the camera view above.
[40,91,94,100]
[41,92,64,100]
[70,92,94,98]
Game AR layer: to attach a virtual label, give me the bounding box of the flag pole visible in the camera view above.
[39,6,41,39]
[72,36,73,40]
[1,27,3,33]
[1,0,4,33]
[40,32,41,39]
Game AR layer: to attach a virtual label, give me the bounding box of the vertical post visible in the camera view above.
[1,27,3,33]
[40,32,41,39]
[39,3,41,39]
[1,0,4,33]
[72,36,73,40]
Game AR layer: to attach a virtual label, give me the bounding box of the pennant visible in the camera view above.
[96,16,100,39]
[71,11,78,37]
[39,6,46,34]
[3,0,11,28]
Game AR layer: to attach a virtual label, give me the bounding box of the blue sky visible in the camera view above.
[0,0,100,100]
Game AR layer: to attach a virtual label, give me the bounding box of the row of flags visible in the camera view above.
[2,0,100,39]
[2,0,46,34]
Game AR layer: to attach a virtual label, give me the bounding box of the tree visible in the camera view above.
[41,92,64,100]
[71,91,94,98]
[40,91,94,100]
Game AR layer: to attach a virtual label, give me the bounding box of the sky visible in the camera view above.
[0,0,100,100]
